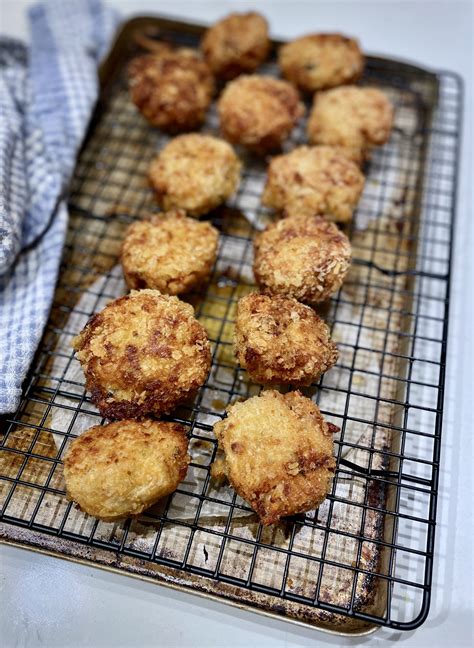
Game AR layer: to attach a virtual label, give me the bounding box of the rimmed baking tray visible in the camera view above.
[0,15,463,635]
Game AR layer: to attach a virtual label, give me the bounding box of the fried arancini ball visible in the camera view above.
[72,290,211,419]
[149,134,241,217]
[262,145,365,222]
[121,210,219,295]
[63,420,190,521]
[211,390,336,525]
[253,215,352,304]
[307,86,394,164]
[278,33,364,93]
[128,49,214,132]
[234,293,338,386]
[201,12,270,80]
[218,75,304,153]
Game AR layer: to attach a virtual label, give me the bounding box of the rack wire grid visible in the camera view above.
[0,17,463,634]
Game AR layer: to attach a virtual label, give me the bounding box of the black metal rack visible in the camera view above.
[0,17,462,633]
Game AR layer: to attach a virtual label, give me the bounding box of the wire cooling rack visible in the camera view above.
[0,16,463,634]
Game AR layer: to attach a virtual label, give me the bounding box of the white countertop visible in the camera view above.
[1,1,473,646]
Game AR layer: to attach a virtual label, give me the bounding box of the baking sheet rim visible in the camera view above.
[0,530,379,637]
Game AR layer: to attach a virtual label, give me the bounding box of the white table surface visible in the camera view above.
[1,1,473,646]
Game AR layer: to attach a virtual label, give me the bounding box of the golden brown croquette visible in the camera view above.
[262,145,365,222]
[63,419,190,521]
[148,134,241,216]
[72,290,211,419]
[279,33,364,93]
[218,75,304,153]
[128,49,214,132]
[253,215,352,304]
[211,390,336,525]
[234,292,338,386]
[121,210,219,294]
[307,85,394,164]
[201,12,270,80]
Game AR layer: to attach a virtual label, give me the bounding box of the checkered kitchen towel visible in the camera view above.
[0,0,118,413]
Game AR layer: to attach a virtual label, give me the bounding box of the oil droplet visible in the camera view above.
[212,398,226,411]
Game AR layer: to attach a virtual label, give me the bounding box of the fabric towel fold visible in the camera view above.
[0,0,118,413]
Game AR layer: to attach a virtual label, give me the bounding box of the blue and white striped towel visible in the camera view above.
[0,0,118,413]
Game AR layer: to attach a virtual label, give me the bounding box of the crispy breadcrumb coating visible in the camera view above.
[128,49,214,132]
[253,215,352,304]
[72,290,211,419]
[201,12,270,80]
[234,293,338,385]
[121,210,219,294]
[211,390,336,525]
[307,85,394,164]
[149,134,241,216]
[279,33,364,93]
[63,419,190,521]
[262,145,365,222]
[218,75,304,153]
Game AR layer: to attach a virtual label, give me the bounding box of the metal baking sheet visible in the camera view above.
[0,15,462,634]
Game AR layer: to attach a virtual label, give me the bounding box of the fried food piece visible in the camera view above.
[262,145,365,222]
[235,293,338,386]
[149,134,241,216]
[307,86,394,164]
[253,215,351,304]
[212,390,336,525]
[121,210,219,294]
[63,419,190,521]
[128,49,214,132]
[72,290,211,419]
[218,75,304,153]
[279,33,364,93]
[201,12,270,80]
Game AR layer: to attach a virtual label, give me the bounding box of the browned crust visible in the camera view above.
[279,33,364,93]
[253,215,352,304]
[63,419,190,521]
[234,292,338,385]
[201,11,270,80]
[307,85,394,164]
[120,209,219,294]
[72,290,211,419]
[217,75,304,153]
[128,49,214,131]
[262,145,365,222]
[212,390,336,525]
[148,134,242,216]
